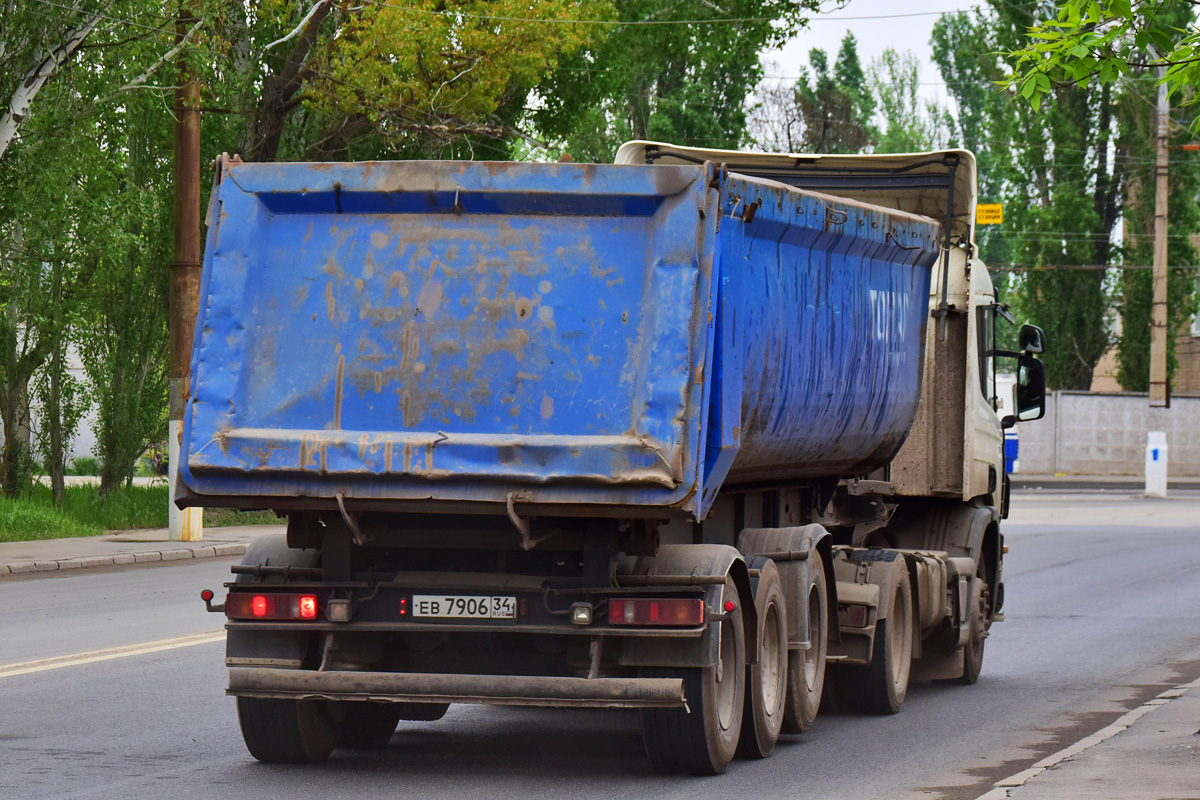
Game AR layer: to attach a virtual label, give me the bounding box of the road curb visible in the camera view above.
[0,542,247,577]
[974,677,1200,799]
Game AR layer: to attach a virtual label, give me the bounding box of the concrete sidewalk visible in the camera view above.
[0,524,282,576]
[978,676,1200,799]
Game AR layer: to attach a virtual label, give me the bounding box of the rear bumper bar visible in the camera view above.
[228,667,686,709]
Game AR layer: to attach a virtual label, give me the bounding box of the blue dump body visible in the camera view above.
[180,158,941,520]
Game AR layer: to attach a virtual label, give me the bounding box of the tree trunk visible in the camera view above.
[97,359,125,497]
[243,1,334,161]
[2,373,32,498]
[1,302,32,498]
[48,348,65,507]
[0,3,110,161]
[1092,83,1122,265]
[46,259,66,506]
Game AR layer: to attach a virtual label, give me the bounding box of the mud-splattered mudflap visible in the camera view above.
[228,667,686,709]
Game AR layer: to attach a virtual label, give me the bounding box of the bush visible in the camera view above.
[61,484,166,530]
[67,456,101,476]
[204,507,279,527]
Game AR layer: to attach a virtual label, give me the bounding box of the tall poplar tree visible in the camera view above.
[748,32,874,155]
[931,2,1123,390]
[869,49,954,154]
[793,33,876,153]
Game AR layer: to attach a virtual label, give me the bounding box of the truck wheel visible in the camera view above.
[641,579,745,775]
[235,533,319,576]
[337,703,402,750]
[841,567,912,715]
[236,697,337,763]
[959,562,989,685]
[397,703,450,721]
[781,549,827,734]
[738,561,788,758]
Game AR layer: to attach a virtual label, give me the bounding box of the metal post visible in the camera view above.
[1149,75,1170,408]
[169,5,203,541]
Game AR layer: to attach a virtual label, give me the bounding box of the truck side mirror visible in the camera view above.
[1019,324,1045,354]
[1014,355,1046,422]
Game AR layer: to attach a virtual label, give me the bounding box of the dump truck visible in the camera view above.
[190,142,1047,774]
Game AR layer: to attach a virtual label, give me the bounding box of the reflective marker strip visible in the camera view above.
[0,630,224,680]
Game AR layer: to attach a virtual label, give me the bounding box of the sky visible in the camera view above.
[762,1,985,107]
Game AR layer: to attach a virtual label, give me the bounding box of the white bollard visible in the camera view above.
[1145,431,1168,498]
[169,418,204,541]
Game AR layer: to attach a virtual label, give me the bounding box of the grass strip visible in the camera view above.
[0,498,100,541]
[0,483,278,542]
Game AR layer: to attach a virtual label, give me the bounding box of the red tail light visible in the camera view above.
[608,598,706,626]
[226,593,320,621]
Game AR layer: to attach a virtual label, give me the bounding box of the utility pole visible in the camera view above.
[1148,74,1171,408]
[169,3,203,540]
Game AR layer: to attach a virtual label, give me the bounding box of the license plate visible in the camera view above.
[413,595,516,620]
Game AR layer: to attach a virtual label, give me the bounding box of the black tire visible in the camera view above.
[396,703,450,721]
[236,696,337,764]
[642,578,746,775]
[839,567,912,715]
[738,561,788,758]
[233,538,333,763]
[959,557,989,685]
[337,703,402,750]
[781,550,828,734]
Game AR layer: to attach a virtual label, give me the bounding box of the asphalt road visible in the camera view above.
[3,492,1199,800]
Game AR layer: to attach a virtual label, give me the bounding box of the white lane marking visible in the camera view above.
[0,631,224,679]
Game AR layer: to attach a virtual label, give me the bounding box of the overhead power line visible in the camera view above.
[362,0,971,26]
[30,0,178,36]
[22,0,979,49]
[991,264,1199,272]
[988,230,1197,237]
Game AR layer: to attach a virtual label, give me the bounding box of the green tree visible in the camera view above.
[932,9,1021,275]
[0,0,110,162]
[1,2,197,494]
[926,3,1124,390]
[0,113,107,497]
[533,0,819,162]
[870,49,953,154]
[1013,55,1120,388]
[1003,0,1200,119]
[1112,6,1200,390]
[748,68,805,152]
[32,327,89,507]
[80,93,172,496]
[197,0,609,163]
[990,0,1200,389]
[793,33,876,153]
[0,0,121,494]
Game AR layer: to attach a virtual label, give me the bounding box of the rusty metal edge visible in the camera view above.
[228,667,686,708]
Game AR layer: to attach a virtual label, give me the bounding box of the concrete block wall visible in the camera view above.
[1016,392,1200,476]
